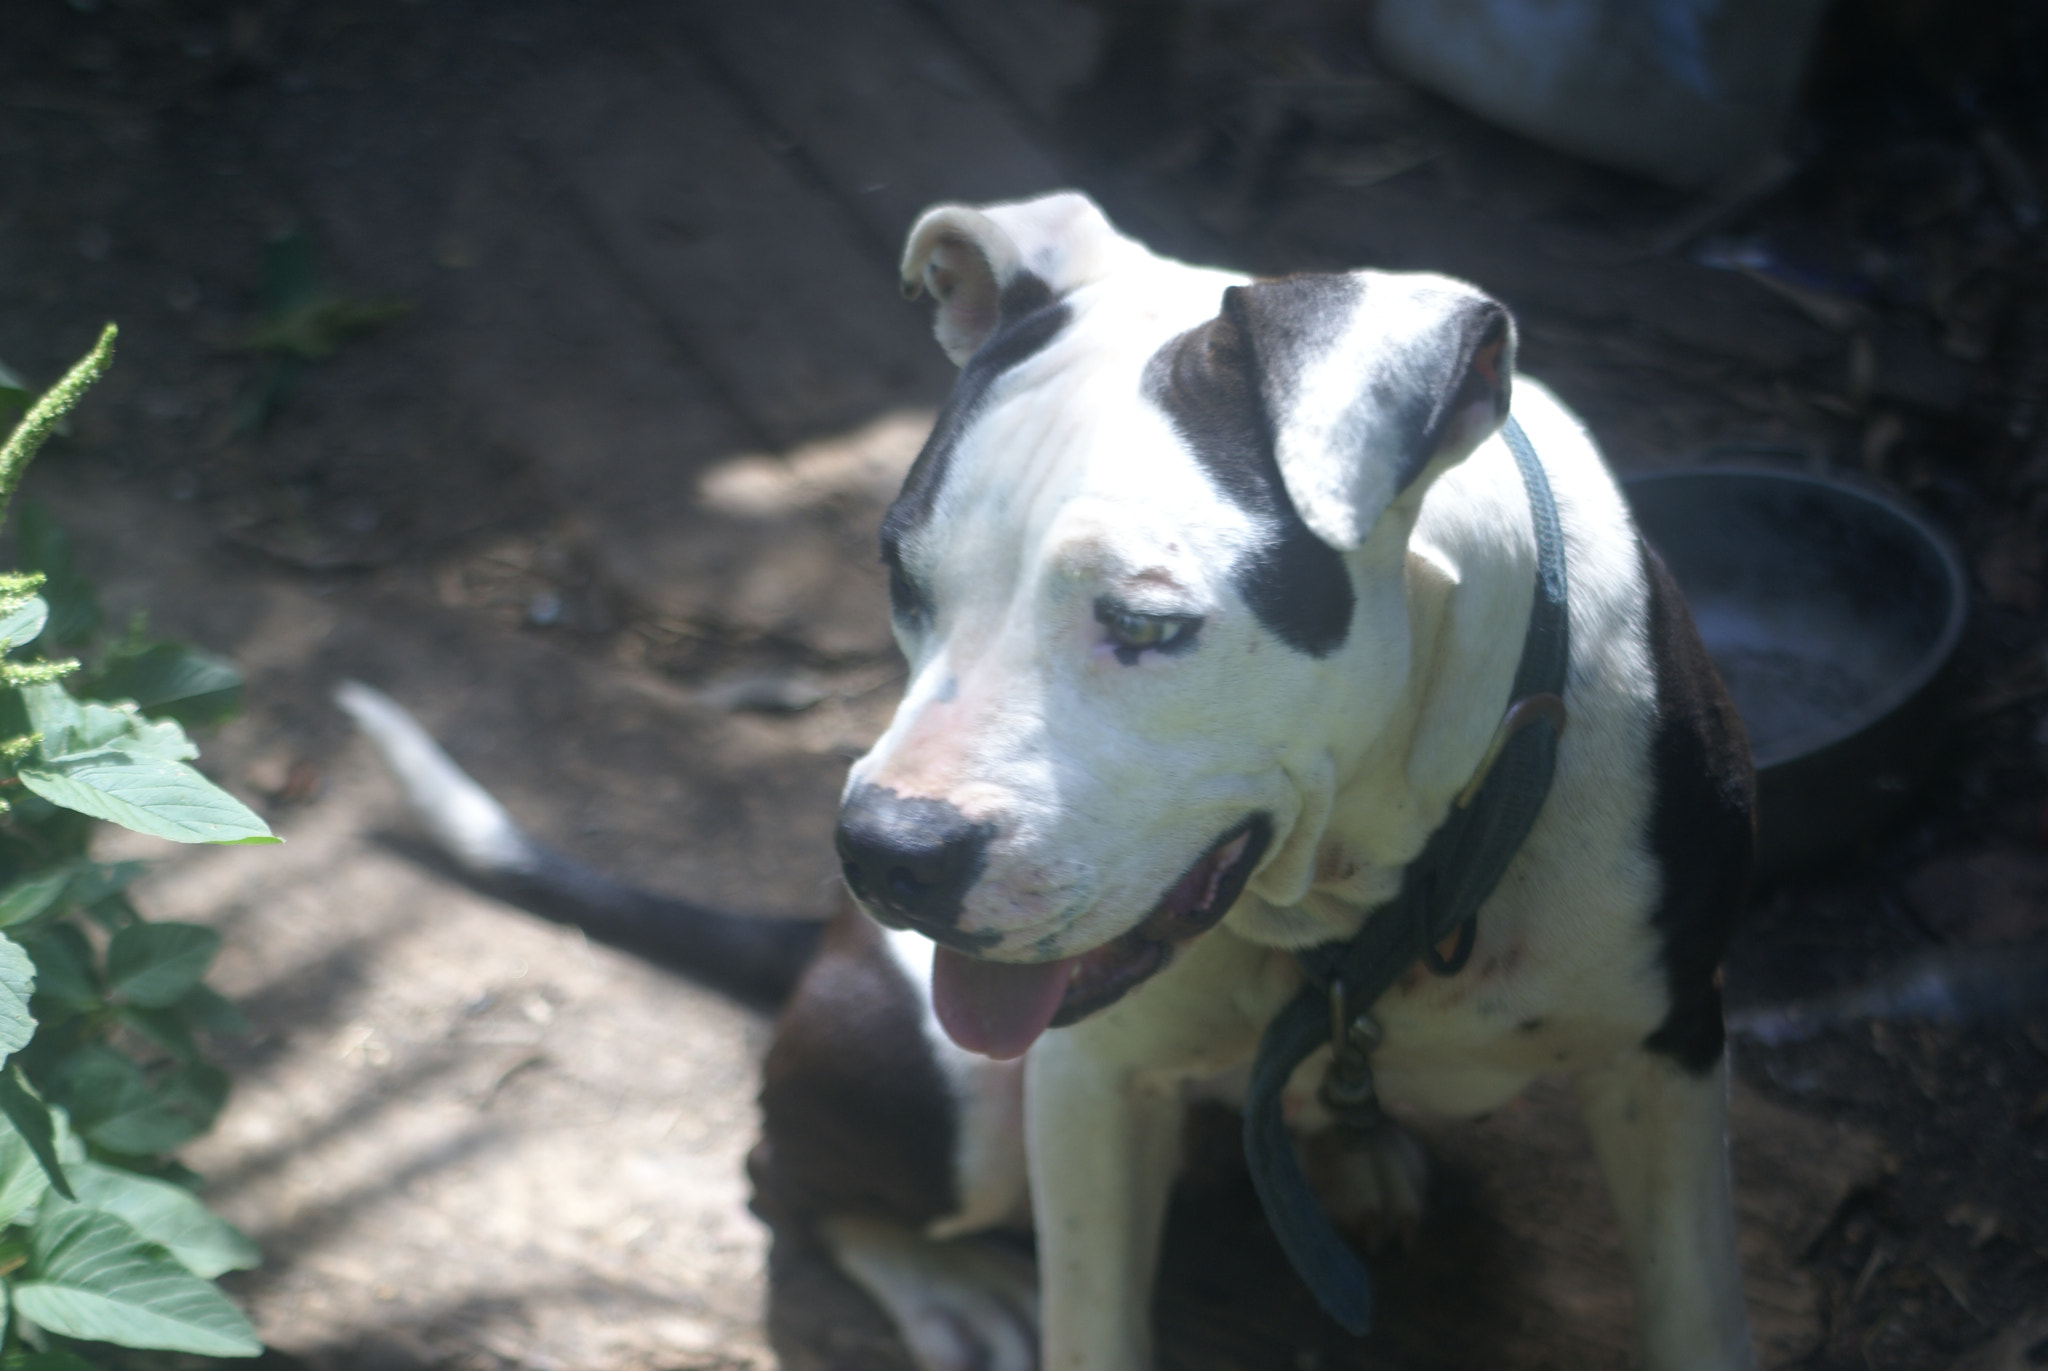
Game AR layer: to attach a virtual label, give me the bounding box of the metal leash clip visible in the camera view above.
[1317,976,1388,1145]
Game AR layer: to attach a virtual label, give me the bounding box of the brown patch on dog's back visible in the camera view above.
[1636,539,1756,1073]
[751,900,959,1230]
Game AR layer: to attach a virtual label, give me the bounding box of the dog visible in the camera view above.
[799,189,1755,1371]
[343,189,1756,1371]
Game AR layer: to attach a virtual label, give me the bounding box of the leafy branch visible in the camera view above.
[0,328,273,1361]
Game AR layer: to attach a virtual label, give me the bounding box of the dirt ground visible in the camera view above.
[3,1,2046,1368]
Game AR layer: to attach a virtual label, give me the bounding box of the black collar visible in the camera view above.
[1242,415,1571,1335]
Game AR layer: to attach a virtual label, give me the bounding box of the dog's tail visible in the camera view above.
[334,680,822,1006]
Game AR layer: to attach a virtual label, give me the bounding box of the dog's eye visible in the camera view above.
[888,560,933,633]
[1095,599,1202,662]
[1108,612,1183,649]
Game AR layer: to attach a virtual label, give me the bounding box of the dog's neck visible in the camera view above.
[1228,429,1538,951]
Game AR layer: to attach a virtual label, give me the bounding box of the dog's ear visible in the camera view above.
[901,192,1130,366]
[1229,271,1514,550]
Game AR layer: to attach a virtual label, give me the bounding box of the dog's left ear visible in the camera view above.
[901,191,1133,366]
[1230,271,1514,550]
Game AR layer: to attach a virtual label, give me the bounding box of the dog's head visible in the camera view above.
[836,192,1514,1058]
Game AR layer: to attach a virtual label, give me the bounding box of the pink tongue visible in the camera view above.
[931,946,1075,1060]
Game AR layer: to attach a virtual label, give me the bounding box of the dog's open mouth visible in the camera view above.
[930,814,1272,1060]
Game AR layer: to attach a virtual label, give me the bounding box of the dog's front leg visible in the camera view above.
[1575,1048,1754,1371]
[1026,1028,1185,1371]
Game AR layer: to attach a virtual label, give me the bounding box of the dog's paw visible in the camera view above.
[822,1214,1038,1371]
[1304,1123,1430,1253]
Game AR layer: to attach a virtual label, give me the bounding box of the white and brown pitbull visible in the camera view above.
[341,189,1756,1371]
[772,190,1755,1371]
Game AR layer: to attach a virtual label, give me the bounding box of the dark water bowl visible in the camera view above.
[1623,468,1968,882]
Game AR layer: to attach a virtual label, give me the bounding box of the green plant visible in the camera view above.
[233,233,409,433]
[0,325,275,1364]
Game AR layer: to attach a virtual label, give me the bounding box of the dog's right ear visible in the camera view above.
[901,192,1131,366]
[1227,271,1514,551]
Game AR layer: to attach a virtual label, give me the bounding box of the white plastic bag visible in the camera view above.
[1372,0,1828,187]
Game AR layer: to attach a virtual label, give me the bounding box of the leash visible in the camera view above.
[1242,416,1571,1335]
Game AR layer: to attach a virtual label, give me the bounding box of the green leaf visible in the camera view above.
[0,937,34,1062]
[0,595,48,654]
[14,1204,260,1355]
[106,716,201,765]
[89,645,243,728]
[45,1047,228,1157]
[17,754,276,846]
[114,1006,199,1064]
[13,684,264,845]
[12,505,101,647]
[18,683,83,756]
[20,925,97,1010]
[80,893,138,933]
[57,1162,258,1279]
[23,684,199,765]
[67,863,145,933]
[0,1097,54,1225]
[0,1071,73,1202]
[0,1097,80,1226]
[104,923,219,1009]
[2,1352,101,1371]
[65,862,145,907]
[0,869,77,931]
[171,985,249,1040]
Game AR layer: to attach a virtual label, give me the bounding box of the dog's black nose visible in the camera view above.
[835,784,992,934]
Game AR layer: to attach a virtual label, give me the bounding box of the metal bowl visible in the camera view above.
[1622,467,1968,881]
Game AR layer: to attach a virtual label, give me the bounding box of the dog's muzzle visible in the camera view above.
[834,784,998,948]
